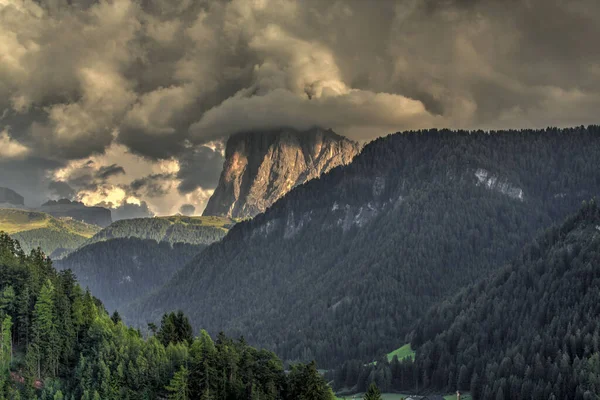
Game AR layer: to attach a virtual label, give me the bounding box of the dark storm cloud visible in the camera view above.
[100,201,155,221]
[96,164,126,180]
[179,204,196,216]
[0,157,64,207]
[2,0,600,212]
[176,146,224,195]
[48,181,76,200]
[130,173,175,197]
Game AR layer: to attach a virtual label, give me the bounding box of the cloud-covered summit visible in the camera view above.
[1,0,599,214]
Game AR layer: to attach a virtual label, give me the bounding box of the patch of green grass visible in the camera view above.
[387,344,415,362]
[0,208,103,257]
[0,208,51,234]
[0,208,100,238]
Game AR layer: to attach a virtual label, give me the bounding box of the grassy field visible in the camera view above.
[0,208,102,256]
[386,344,415,362]
[0,208,100,237]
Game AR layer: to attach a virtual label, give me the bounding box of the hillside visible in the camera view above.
[87,215,235,246]
[55,238,206,312]
[348,200,600,399]
[127,126,600,368]
[0,233,334,400]
[203,128,360,219]
[0,208,100,257]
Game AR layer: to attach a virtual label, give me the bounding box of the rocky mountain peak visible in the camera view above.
[203,127,360,219]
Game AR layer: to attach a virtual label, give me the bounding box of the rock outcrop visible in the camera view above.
[40,199,112,227]
[203,128,360,219]
[0,187,24,205]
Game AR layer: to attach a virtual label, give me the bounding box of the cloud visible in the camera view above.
[177,144,224,194]
[0,129,29,159]
[96,164,126,180]
[2,0,600,212]
[179,204,196,216]
[48,181,76,200]
[110,201,155,221]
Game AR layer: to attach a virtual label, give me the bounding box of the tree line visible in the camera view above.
[0,233,334,399]
[129,126,600,368]
[333,201,600,399]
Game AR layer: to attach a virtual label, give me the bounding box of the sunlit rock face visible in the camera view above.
[203,128,360,219]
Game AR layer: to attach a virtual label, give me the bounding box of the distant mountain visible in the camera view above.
[0,208,101,257]
[128,126,600,368]
[40,199,112,227]
[55,238,205,312]
[373,201,600,399]
[54,215,236,311]
[87,215,236,246]
[0,187,24,205]
[203,127,360,219]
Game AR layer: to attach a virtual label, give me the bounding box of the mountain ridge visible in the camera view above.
[129,126,600,367]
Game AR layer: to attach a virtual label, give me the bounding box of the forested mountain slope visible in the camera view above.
[54,216,236,313]
[0,234,334,399]
[370,200,600,399]
[87,215,235,246]
[0,208,100,257]
[129,126,600,368]
[55,238,205,312]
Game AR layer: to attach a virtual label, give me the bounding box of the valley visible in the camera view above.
[1,1,598,397]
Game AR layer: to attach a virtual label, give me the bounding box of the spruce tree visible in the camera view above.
[166,366,190,400]
[364,383,382,400]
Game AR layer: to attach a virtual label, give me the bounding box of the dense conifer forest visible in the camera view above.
[129,126,600,368]
[0,233,335,399]
[55,238,205,312]
[87,216,234,247]
[334,201,600,399]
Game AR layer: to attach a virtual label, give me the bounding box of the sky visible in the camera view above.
[1,0,599,217]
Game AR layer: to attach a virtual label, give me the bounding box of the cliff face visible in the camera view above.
[203,128,360,219]
[40,200,112,227]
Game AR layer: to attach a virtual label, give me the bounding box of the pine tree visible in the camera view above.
[166,366,190,400]
[364,382,382,400]
[32,280,58,378]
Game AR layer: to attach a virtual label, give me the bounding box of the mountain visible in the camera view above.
[127,126,600,367]
[0,207,101,257]
[55,238,205,312]
[87,215,235,246]
[0,232,334,400]
[0,187,24,206]
[54,215,236,311]
[343,200,600,399]
[40,199,112,227]
[202,127,360,219]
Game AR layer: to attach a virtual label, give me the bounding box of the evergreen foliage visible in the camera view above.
[87,215,234,247]
[0,233,333,399]
[55,238,205,312]
[336,201,600,399]
[130,126,600,367]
